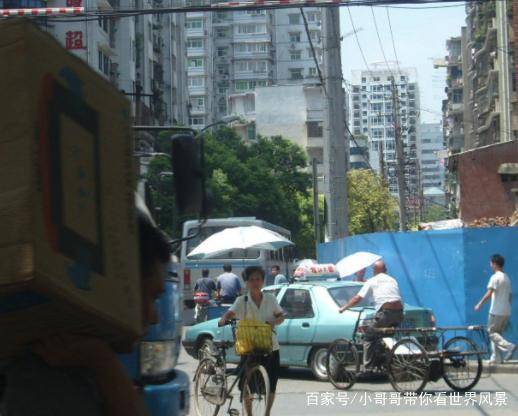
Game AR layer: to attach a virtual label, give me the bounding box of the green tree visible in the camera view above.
[347,169,398,234]
[422,205,448,222]
[148,127,315,257]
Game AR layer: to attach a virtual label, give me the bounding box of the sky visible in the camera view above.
[339,2,467,124]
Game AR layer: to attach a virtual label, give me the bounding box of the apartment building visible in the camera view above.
[184,7,323,129]
[441,1,518,220]
[419,123,445,190]
[350,66,421,201]
[1,0,188,128]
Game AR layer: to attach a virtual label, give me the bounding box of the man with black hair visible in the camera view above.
[271,265,287,285]
[216,264,242,304]
[1,212,171,416]
[475,254,515,363]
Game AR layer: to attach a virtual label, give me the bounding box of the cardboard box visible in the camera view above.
[0,19,142,359]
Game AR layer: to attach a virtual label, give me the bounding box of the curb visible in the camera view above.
[469,361,518,375]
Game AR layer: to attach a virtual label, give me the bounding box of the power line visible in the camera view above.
[385,6,402,75]
[300,8,327,96]
[346,6,374,77]
[370,6,395,78]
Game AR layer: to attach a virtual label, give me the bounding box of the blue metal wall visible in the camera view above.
[318,227,518,343]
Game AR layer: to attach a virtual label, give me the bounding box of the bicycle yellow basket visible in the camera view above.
[235,319,273,355]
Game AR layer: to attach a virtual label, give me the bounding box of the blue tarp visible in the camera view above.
[318,227,518,344]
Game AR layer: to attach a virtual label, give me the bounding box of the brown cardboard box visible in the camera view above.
[0,19,142,359]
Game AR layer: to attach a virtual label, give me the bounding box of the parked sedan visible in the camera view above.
[182,281,435,380]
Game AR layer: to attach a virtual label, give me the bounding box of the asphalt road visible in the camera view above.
[177,345,518,416]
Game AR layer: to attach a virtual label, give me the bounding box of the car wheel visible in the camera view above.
[197,336,215,360]
[310,347,329,381]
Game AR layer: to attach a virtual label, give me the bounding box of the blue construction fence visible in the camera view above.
[318,227,518,345]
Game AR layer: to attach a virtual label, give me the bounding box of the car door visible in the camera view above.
[263,287,290,366]
[279,288,318,366]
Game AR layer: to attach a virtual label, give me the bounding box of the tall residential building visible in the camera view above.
[184,7,323,129]
[1,0,188,129]
[419,123,445,190]
[350,66,421,202]
[440,1,518,221]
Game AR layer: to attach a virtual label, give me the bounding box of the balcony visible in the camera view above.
[307,137,323,148]
[187,47,206,57]
[190,105,207,115]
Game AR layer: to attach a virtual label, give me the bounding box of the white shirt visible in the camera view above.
[487,271,512,316]
[357,273,402,311]
[230,292,283,351]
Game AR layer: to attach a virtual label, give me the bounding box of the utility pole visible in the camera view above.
[322,6,348,240]
[391,77,407,231]
[312,158,321,255]
[496,0,512,143]
[378,141,386,184]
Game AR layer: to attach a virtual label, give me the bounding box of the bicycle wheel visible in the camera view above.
[194,358,226,416]
[241,364,270,416]
[326,339,359,390]
[442,336,482,392]
[388,338,430,393]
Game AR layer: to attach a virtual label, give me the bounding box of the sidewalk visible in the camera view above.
[482,359,518,374]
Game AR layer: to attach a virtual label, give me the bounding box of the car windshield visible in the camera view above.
[328,285,374,308]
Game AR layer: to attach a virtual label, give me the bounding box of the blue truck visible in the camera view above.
[119,266,189,416]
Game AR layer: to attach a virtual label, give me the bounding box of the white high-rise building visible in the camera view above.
[18,0,188,127]
[184,7,323,129]
[350,66,421,199]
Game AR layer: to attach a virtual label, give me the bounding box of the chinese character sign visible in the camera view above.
[65,31,84,50]
[66,0,83,6]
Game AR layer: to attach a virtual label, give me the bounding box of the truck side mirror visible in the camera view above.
[171,132,206,217]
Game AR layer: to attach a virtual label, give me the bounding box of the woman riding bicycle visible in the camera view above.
[218,266,285,416]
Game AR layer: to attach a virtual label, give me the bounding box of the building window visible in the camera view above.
[373,76,380,82]
[186,38,203,49]
[217,47,229,57]
[309,30,321,43]
[235,60,268,73]
[289,14,300,25]
[290,50,302,60]
[234,43,267,53]
[289,68,303,80]
[307,121,323,137]
[98,17,109,33]
[188,58,204,68]
[237,24,266,34]
[235,80,267,91]
[247,123,257,141]
[289,32,301,43]
[97,49,110,76]
[188,76,204,87]
[189,117,204,126]
[185,19,203,29]
[190,96,205,110]
[371,128,383,139]
[216,28,229,38]
[361,77,366,83]
[306,12,320,23]
[308,67,318,77]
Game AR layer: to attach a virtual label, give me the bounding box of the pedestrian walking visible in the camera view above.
[475,254,516,363]
[271,265,288,285]
[216,264,242,304]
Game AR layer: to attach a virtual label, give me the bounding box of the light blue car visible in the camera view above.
[182,281,435,380]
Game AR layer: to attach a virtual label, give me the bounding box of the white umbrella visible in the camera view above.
[335,251,382,278]
[187,225,293,260]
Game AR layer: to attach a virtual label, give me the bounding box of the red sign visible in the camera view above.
[66,0,82,6]
[65,31,83,50]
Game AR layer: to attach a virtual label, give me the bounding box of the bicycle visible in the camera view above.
[193,319,271,416]
[326,322,486,393]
